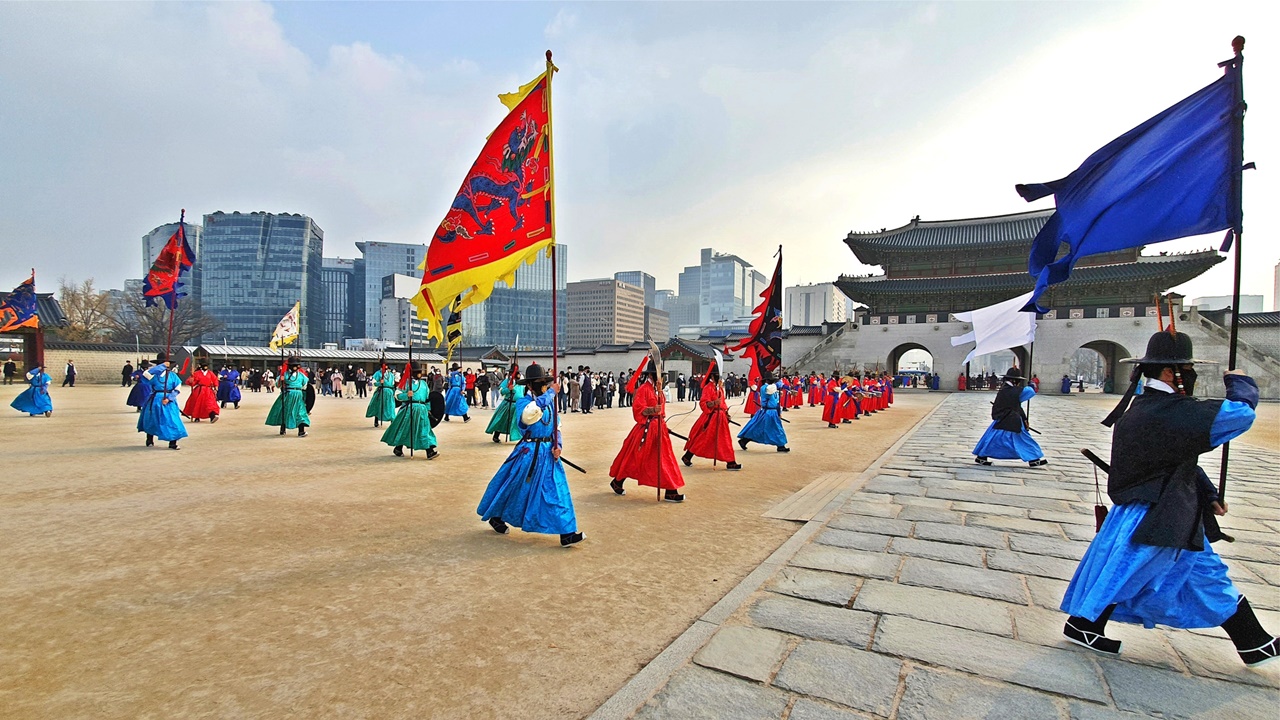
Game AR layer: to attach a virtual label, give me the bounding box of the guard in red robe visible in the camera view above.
[681,367,740,470]
[822,377,843,428]
[609,360,686,502]
[807,373,822,407]
[841,378,862,422]
[183,362,220,422]
[743,376,760,415]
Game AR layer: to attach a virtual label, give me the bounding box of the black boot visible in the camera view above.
[298,424,308,438]
[280,427,287,435]
[393,445,404,457]
[1063,605,1120,655]
[609,478,625,496]
[488,517,509,535]
[493,432,502,443]
[681,451,694,467]
[559,531,584,547]
[1221,596,1279,667]
[664,489,685,503]
[168,440,180,450]
[146,434,154,447]
[738,438,748,451]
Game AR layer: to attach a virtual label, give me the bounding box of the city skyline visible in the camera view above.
[2,3,1274,310]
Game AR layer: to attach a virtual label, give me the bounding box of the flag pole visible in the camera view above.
[1025,340,1035,424]
[546,50,563,452]
[162,210,185,391]
[1217,35,1246,501]
[408,327,415,458]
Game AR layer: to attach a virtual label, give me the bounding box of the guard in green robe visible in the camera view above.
[381,363,438,458]
[485,364,524,443]
[266,358,312,436]
[366,365,398,427]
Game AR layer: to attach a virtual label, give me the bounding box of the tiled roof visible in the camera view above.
[836,251,1223,298]
[1237,311,1280,327]
[845,209,1055,265]
[196,345,445,363]
[661,337,736,360]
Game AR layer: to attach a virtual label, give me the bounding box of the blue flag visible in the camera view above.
[0,275,39,332]
[1016,69,1239,312]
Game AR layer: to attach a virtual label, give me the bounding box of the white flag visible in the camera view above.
[269,301,300,350]
[950,291,1036,364]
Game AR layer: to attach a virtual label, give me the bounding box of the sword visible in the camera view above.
[560,456,587,474]
[667,428,689,441]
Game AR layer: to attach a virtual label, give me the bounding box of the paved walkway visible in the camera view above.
[594,393,1280,719]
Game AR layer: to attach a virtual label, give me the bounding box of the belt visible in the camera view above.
[521,437,554,443]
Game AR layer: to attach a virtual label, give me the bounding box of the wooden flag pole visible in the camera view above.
[1217,35,1247,500]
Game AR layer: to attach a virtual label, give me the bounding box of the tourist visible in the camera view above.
[266,357,311,437]
[676,373,687,402]
[381,362,437,458]
[121,360,133,387]
[443,363,471,422]
[10,363,52,417]
[262,367,274,393]
[464,368,477,406]
[579,366,593,414]
[355,367,368,399]
[477,363,583,547]
[1060,330,1277,667]
[738,371,790,452]
[609,356,685,502]
[366,363,398,428]
[972,367,1046,468]
[486,363,523,444]
[681,364,741,470]
[61,359,76,387]
[2,357,16,385]
[475,368,490,408]
[486,367,501,408]
[182,361,220,423]
[138,353,186,449]
[567,370,581,412]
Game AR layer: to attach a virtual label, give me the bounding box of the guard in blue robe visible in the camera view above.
[477,363,583,547]
[126,361,153,411]
[737,375,789,452]
[217,367,242,408]
[137,354,188,449]
[443,363,470,422]
[10,366,53,416]
[1060,331,1277,667]
[973,367,1046,467]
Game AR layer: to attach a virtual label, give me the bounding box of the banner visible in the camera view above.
[0,275,39,333]
[269,301,301,350]
[143,215,195,310]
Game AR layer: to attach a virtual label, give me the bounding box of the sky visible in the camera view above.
[1,1,1276,309]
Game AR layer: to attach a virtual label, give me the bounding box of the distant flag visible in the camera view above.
[269,302,301,350]
[0,274,40,333]
[728,247,784,381]
[142,212,196,310]
[625,355,651,395]
[444,295,464,364]
[1015,64,1241,312]
[950,291,1037,364]
[412,61,557,342]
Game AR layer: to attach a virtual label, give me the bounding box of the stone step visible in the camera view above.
[762,472,862,522]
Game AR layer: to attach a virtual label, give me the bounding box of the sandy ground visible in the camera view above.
[0,384,942,719]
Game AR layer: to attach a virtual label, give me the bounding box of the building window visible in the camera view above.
[1095,308,1110,318]
[905,315,917,324]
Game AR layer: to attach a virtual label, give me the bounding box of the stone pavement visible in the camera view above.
[593,393,1280,719]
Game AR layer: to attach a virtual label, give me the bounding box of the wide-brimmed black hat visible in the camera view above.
[1002,367,1024,381]
[155,351,168,362]
[287,356,302,368]
[521,363,548,384]
[1121,331,1210,365]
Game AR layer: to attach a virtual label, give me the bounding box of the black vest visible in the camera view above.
[990,383,1027,432]
[1109,389,1223,550]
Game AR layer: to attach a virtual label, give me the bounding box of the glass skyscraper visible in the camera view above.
[673,247,767,326]
[355,241,427,341]
[322,257,357,346]
[614,271,656,307]
[459,245,567,351]
[143,221,203,302]
[200,212,324,347]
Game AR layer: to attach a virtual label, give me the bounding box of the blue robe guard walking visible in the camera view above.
[10,366,53,416]
[973,367,1046,467]
[737,376,789,452]
[137,354,187,449]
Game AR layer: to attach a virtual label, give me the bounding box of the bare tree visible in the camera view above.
[49,277,114,342]
[107,293,224,346]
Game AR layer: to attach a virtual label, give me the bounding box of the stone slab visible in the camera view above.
[950,501,1026,518]
[748,593,876,647]
[899,557,1028,603]
[886,537,985,567]
[968,515,1067,538]
[873,615,1108,702]
[815,528,891,553]
[896,666,1062,720]
[1008,534,1089,561]
[765,567,860,607]
[1100,657,1280,720]
[1011,604,1183,673]
[838,501,902,519]
[827,514,913,537]
[787,699,872,720]
[1026,575,1070,610]
[1164,629,1280,688]
[913,521,1007,549]
[925,487,1072,511]
[853,579,1013,636]
[634,666,790,720]
[896,506,964,524]
[773,640,902,717]
[987,549,1081,581]
[789,544,901,580]
[693,625,791,683]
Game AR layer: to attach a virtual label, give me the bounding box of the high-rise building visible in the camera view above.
[380,274,431,346]
[614,271,657,307]
[673,248,767,326]
[784,283,853,328]
[459,245,567,351]
[654,289,675,311]
[644,306,671,343]
[143,221,203,301]
[566,278,645,347]
[355,241,427,342]
[322,258,358,346]
[200,211,324,347]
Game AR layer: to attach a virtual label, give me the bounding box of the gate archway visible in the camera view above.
[1073,340,1131,394]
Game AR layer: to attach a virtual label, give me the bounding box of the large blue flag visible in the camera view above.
[0,275,39,333]
[1016,69,1239,312]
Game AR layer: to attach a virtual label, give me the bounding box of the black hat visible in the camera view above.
[1122,331,1208,365]
[155,351,168,362]
[522,363,548,384]
[1002,367,1024,381]
[287,356,301,368]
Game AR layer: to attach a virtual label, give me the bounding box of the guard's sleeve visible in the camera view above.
[1209,375,1258,447]
[1018,386,1036,403]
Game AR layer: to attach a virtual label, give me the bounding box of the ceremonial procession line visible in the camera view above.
[593,393,1280,720]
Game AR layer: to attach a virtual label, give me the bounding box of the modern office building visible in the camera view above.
[143,221,203,301]
[566,278,645,347]
[644,306,671,343]
[784,283,854,328]
[457,245,567,351]
[322,258,358,346]
[614,271,657,307]
[200,211,324,347]
[673,248,768,326]
[654,289,675,311]
[1191,294,1264,313]
[355,241,427,342]
[380,274,432,346]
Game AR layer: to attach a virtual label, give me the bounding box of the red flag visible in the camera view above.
[728,248,783,380]
[143,213,195,309]
[625,356,650,395]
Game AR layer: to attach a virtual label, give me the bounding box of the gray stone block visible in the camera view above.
[1011,604,1183,673]
[694,625,791,683]
[991,483,1084,501]
[897,506,964,524]
[1101,657,1280,720]
[773,640,902,716]
[787,699,871,720]
[815,528,891,553]
[1008,534,1088,560]
[863,477,926,496]
[827,514,913,537]
[913,521,1008,549]
[748,593,876,647]
[766,567,860,607]
[1028,509,1095,527]
[634,665,790,720]
[895,495,952,508]
[926,487,1072,511]
[1026,575,1069,610]
[1062,523,1099,542]
[853,579,1013,636]
[839,500,902,519]
[968,515,1067,538]
[987,549,1081,581]
[789,544,901,580]
[899,557,1028,603]
[873,615,1108,702]
[1067,702,1150,720]
[887,537,985,567]
[951,501,1026,518]
[896,666,1062,720]
[1164,628,1280,688]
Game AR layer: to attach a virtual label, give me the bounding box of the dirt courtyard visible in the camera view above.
[0,384,943,719]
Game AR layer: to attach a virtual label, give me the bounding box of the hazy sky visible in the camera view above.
[1,1,1275,308]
